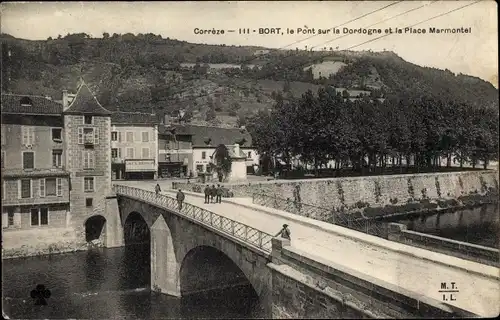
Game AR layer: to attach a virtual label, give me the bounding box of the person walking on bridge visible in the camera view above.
[204,184,211,204]
[275,224,291,240]
[155,183,161,195]
[176,189,185,210]
[216,184,223,203]
[210,185,216,203]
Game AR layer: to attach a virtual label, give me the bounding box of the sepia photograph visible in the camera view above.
[1,1,498,319]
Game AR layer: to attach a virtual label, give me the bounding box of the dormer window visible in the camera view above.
[20,97,33,106]
[84,116,93,125]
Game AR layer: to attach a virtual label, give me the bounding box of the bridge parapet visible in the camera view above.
[113,185,274,253]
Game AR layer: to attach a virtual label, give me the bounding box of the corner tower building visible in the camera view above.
[62,81,118,246]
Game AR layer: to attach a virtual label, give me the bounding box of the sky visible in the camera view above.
[1,1,498,86]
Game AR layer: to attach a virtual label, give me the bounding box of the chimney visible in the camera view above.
[62,90,69,110]
[234,143,240,157]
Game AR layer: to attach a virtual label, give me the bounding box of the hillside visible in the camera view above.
[1,33,498,127]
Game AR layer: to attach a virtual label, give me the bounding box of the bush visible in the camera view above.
[355,201,370,209]
[382,205,399,215]
[389,197,398,205]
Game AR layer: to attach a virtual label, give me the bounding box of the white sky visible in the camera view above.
[1,1,498,86]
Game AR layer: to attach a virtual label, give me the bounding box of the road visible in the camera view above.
[117,180,499,317]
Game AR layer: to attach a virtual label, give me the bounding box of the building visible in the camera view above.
[158,124,193,178]
[186,125,258,176]
[110,112,158,180]
[1,94,70,236]
[62,82,113,242]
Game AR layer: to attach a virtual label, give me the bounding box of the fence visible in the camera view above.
[252,193,388,239]
[113,185,273,253]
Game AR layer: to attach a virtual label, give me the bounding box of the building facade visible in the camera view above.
[110,112,158,180]
[62,83,113,244]
[158,124,193,178]
[1,94,72,252]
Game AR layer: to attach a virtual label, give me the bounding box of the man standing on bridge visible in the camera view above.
[176,189,185,210]
[204,184,211,204]
[275,224,291,241]
[216,184,223,203]
[155,183,161,195]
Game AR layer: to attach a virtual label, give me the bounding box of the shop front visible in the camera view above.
[157,152,191,178]
[124,159,157,180]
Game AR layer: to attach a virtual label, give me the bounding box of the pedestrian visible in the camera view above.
[216,184,223,203]
[204,184,211,204]
[210,184,216,203]
[155,183,161,195]
[176,189,185,210]
[275,224,291,240]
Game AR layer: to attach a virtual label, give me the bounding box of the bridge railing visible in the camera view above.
[114,185,274,253]
[252,193,388,238]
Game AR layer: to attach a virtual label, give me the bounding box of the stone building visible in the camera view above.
[1,94,71,254]
[110,111,158,180]
[62,82,114,247]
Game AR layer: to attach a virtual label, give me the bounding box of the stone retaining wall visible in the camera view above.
[174,171,499,211]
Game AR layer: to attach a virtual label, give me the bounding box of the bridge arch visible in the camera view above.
[179,245,262,316]
[84,215,106,243]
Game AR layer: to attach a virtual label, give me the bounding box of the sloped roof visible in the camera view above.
[1,94,63,115]
[111,111,157,125]
[187,125,252,147]
[158,124,252,147]
[63,81,111,115]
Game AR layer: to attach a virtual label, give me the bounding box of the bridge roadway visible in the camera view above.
[119,181,499,317]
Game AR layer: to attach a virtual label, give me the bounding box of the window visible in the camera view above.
[84,177,95,193]
[142,132,149,142]
[78,127,99,145]
[42,178,58,196]
[126,132,134,142]
[111,131,118,141]
[126,147,134,159]
[83,151,95,169]
[196,165,204,172]
[31,208,49,226]
[7,208,14,227]
[1,126,5,145]
[52,149,63,168]
[247,151,252,158]
[1,151,4,168]
[23,152,34,170]
[21,126,35,146]
[111,148,120,158]
[84,115,93,124]
[52,128,62,142]
[202,151,206,160]
[86,198,93,207]
[142,147,150,159]
[20,179,32,198]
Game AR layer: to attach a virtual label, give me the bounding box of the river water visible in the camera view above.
[394,203,500,248]
[2,243,262,319]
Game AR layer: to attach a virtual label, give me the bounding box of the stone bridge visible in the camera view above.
[112,184,498,318]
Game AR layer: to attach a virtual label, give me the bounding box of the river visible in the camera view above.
[393,203,499,248]
[2,243,262,319]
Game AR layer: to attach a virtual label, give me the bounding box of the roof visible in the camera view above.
[1,94,63,115]
[159,124,252,147]
[111,111,157,125]
[63,81,112,115]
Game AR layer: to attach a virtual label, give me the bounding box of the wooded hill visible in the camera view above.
[1,32,497,127]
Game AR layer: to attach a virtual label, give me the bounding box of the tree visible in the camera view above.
[213,144,232,181]
[103,32,110,39]
[205,108,216,121]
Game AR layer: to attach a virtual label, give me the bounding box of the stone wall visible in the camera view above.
[1,227,86,259]
[174,171,498,210]
[387,223,500,267]
[269,238,478,318]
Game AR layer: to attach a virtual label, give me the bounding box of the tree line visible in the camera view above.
[246,87,499,174]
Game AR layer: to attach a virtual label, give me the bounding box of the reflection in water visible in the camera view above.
[396,203,499,248]
[2,243,263,319]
